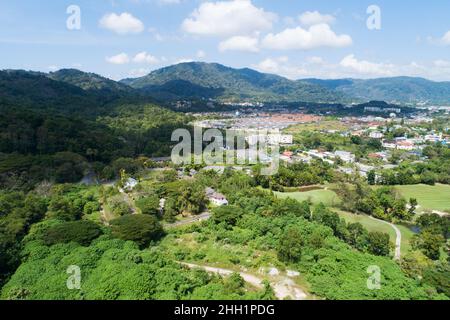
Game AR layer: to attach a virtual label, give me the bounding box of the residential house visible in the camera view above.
[205,187,229,206]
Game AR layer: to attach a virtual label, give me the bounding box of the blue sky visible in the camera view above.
[1,0,450,81]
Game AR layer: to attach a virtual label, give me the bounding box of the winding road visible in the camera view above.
[164,212,212,229]
[368,216,402,260]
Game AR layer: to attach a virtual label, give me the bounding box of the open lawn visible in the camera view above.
[273,186,419,256]
[396,224,415,254]
[335,210,415,256]
[274,189,340,207]
[335,210,396,239]
[284,120,348,134]
[393,184,450,213]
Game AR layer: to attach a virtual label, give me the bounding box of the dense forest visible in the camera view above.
[1,170,448,300]
[0,69,193,190]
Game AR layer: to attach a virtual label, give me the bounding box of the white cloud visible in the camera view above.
[48,65,59,72]
[262,23,352,50]
[99,13,144,35]
[340,54,393,76]
[106,53,130,64]
[253,56,307,79]
[133,51,159,64]
[128,68,151,78]
[158,0,181,4]
[307,56,325,64]
[254,58,280,73]
[434,59,450,68]
[441,31,450,45]
[255,55,450,81]
[219,36,259,52]
[181,0,277,36]
[196,50,206,58]
[299,11,335,26]
[176,58,194,64]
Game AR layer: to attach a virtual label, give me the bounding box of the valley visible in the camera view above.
[0,62,449,302]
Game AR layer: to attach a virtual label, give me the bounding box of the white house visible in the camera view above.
[205,187,228,206]
[122,178,138,192]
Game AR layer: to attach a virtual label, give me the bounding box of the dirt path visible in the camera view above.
[368,216,402,260]
[180,262,307,300]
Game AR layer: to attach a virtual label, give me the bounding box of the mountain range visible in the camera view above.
[1,62,450,111]
[120,62,348,103]
[304,77,450,105]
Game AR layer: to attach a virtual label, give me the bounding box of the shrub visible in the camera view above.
[111,215,164,248]
[42,220,102,246]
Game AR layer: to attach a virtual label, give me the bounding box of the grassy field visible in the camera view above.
[274,189,340,207]
[393,184,450,213]
[273,188,416,256]
[284,120,349,134]
[396,224,415,254]
[334,210,415,256]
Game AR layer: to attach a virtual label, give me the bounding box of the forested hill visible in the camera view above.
[0,70,103,114]
[3,65,450,109]
[303,77,450,104]
[0,70,153,116]
[120,62,350,103]
[48,69,133,95]
[0,69,191,190]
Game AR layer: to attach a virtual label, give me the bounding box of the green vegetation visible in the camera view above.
[40,220,102,246]
[110,215,164,248]
[274,188,340,207]
[334,210,396,239]
[285,120,349,134]
[122,62,348,103]
[254,161,334,191]
[336,181,415,222]
[305,76,450,104]
[0,66,449,300]
[1,236,271,300]
[377,144,450,185]
[0,165,448,300]
[394,184,450,212]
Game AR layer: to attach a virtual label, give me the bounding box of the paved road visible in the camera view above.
[368,216,402,260]
[180,262,307,300]
[164,212,212,229]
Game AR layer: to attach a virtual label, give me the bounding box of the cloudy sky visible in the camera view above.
[1,0,450,81]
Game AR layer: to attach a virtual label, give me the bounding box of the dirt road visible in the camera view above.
[180,262,307,300]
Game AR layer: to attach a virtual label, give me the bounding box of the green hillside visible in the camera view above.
[121,62,349,103]
[304,77,450,104]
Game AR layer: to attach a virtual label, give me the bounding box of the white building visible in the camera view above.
[122,178,138,192]
[383,141,397,149]
[369,131,384,139]
[205,188,228,206]
[396,140,415,151]
[334,151,356,163]
[246,134,293,145]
